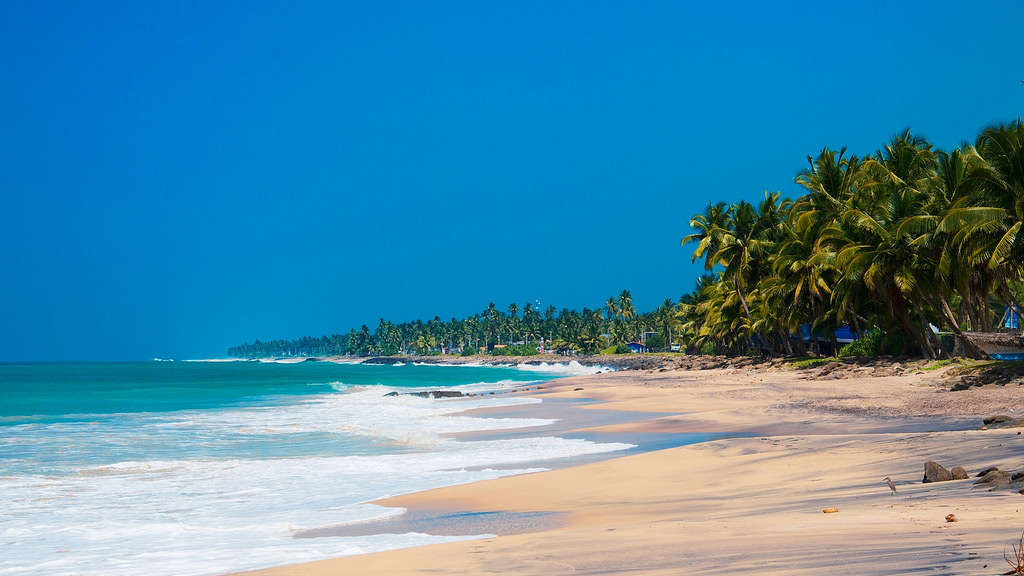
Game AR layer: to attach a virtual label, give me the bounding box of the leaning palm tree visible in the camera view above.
[682,201,730,270]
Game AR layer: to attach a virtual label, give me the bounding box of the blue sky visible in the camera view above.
[1,1,1021,361]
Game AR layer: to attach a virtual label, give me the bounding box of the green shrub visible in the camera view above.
[602,345,618,355]
[881,330,905,356]
[645,334,665,350]
[838,330,883,357]
[614,344,632,354]
[699,341,717,356]
[460,346,477,356]
[788,357,831,369]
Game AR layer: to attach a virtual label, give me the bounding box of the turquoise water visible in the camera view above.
[0,360,629,576]
[0,361,545,425]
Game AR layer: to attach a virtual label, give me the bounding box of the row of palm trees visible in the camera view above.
[229,290,685,358]
[679,120,1024,359]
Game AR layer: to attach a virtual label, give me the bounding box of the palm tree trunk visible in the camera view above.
[915,305,949,359]
[732,278,771,354]
[779,330,794,355]
[893,293,935,359]
[828,333,840,356]
[977,285,993,332]
[918,287,988,359]
[794,333,807,356]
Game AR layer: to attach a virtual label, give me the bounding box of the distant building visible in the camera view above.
[627,342,647,354]
[799,325,856,344]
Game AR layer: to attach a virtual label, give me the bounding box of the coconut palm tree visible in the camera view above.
[682,201,730,270]
[822,130,946,358]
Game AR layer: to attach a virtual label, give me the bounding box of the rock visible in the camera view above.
[977,466,1001,477]
[923,461,954,483]
[974,470,1012,487]
[984,415,1017,424]
[402,390,466,398]
[1012,471,1024,482]
[989,481,1024,493]
[951,466,970,480]
[383,391,400,397]
[984,417,1024,429]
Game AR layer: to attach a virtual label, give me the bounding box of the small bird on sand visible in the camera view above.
[884,477,897,495]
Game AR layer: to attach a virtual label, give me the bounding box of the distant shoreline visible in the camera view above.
[229,352,773,371]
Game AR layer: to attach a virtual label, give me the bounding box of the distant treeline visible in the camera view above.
[227,291,681,358]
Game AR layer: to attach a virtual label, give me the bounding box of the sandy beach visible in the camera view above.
[235,360,1024,575]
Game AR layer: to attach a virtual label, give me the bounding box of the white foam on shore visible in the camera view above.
[0,387,633,576]
[407,359,612,376]
[513,360,612,375]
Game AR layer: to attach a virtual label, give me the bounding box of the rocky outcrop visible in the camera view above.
[383,390,467,398]
[950,466,970,480]
[981,415,1024,428]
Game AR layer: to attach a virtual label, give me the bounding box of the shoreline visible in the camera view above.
[232,352,1024,390]
[233,361,1024,576]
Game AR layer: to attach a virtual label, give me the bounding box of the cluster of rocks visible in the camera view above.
[922,460,1024,495]
[972,466,1024,493]
[784,357,938,380]
[922,461,971,482]
[384,390,468,399]
[948,364,1024,391]
[351,352,1024,390]
[980,415,1024,429]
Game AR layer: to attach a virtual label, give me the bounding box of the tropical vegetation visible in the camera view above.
[227,291,681,358]
[229,120,1024,361]
[679,120,1024,359]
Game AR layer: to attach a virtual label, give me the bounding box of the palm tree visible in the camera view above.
[823,130,946,358]
[613,290,637,343]
[655,298,678,351]
[605,296,619,320]
[940,120,1024,330]
[682,202,730,270]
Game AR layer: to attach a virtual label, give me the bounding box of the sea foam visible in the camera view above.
[0,369,632,576]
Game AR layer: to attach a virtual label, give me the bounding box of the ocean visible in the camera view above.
[0,360,631,576]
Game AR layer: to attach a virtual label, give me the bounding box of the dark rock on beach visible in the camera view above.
[923,461,953,483]
[361,357,408,365]
[947,363,1024,390]
[383,390,467,398]
[950,466,970,480]
[981,415,1024,428]
[974,469,1012,488]
[409,390,467,398]
[976,466,1002,477]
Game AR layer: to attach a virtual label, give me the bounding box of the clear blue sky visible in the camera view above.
[1,1,1021,361]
